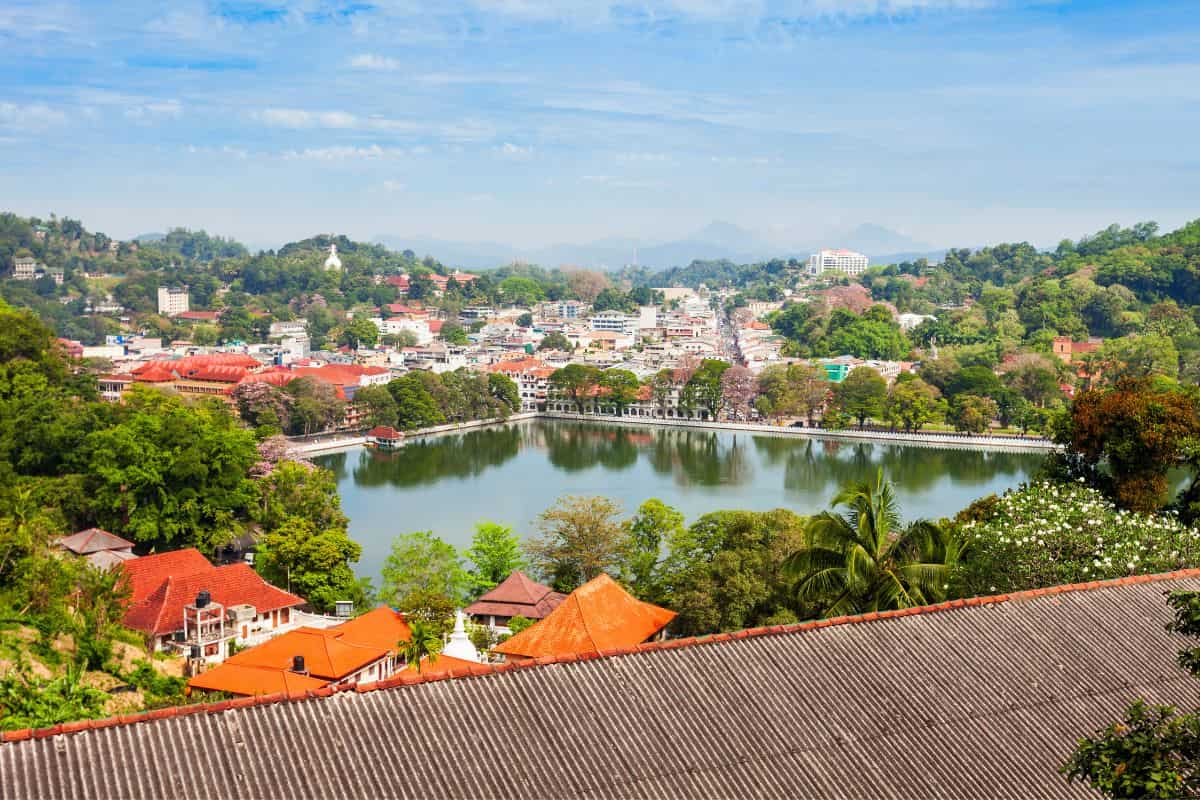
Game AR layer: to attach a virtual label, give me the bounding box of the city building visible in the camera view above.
[157,286,190,317]
[268,320,308,338]
[806,248,869,277]
[10,255,37,280]
[588,311,639,335]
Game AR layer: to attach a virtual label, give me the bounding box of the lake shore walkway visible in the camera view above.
[540,412,1060,452]
[286,412,541,456]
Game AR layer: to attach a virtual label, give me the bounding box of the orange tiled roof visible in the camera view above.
[186,607,411,695]
[186,663,329,696]
[403,654,480,676]
[492,574,675,660]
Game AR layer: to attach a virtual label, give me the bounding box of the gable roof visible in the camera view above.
[120,551,303,637]
[464,570,565,620]
[6,571,1200,799]
[492,573,675,659]
[187,607,411,695]
[57,528,134,555]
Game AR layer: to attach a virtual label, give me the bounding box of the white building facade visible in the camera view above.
[806,249,869,278]
[157,286,190,317]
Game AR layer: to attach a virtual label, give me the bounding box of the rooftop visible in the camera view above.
[492,573,675,659]
[464,570,566,620]
[57,528,134,555]
[4,571,1199,798]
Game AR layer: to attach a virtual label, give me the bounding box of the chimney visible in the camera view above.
[292,655,306,675]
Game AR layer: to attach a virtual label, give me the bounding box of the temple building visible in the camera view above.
[464,571,566,632]
[324,243,342,271]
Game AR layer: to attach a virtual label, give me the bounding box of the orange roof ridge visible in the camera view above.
[10,567,1200,743]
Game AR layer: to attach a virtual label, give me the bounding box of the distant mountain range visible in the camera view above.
[374,221,943,272]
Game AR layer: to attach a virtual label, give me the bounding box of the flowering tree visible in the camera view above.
[720,365,758,421]
[955,481,1200,595]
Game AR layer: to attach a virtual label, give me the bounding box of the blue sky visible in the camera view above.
[1,0,1198,252]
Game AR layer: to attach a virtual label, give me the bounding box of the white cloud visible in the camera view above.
[282,144,412,161]
[125,100,183,121]
[186,144,249,159]
[258,108,359,129]
[0,102,67,130]
[382,179,405,192]
[497,141,533,159]
[349,53,401,70]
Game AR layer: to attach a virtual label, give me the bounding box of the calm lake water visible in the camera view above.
[313,419,1046,581]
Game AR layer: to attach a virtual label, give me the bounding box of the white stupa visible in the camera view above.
[441,610,481,663]
[324,242,342,271]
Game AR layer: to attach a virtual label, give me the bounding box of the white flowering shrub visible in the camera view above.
[956,480,1200,595]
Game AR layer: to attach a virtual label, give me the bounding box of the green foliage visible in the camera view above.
[831,367,887,426]
[507,615,535,635]
[785,470,959,617]
[341,316,380,350]
[388,373,447,430]
[255,516,366,613]
[464,521,525,597]
[627,499,684,602]
[124,660,187,709]
[381,531,471,605]
[82,387,259,551]
[954,481,1200,595]
[662,508,805,635]
[353,384,398,429]
[550,364,601,412]
[884,378,945,432]
[538,331,572,351]
[526,495,629,592]
[0,664,109,732]
[400,618,443,674]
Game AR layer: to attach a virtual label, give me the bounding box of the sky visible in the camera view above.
[1,0,1198,252]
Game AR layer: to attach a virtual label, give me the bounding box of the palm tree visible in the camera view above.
[400,619,443,674]
[785,469,961,617]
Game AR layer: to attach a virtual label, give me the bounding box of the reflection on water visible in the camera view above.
[313,419,1045,579]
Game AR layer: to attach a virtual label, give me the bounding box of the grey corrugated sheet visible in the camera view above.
[3,576,1199,799]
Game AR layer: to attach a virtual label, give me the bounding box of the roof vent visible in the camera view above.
[292,655,306,674]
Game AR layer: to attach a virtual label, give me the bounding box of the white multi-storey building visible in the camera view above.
[11,255,38,280]
[157,285,190,317]
[806,249,869,277]
[589,311,639,335]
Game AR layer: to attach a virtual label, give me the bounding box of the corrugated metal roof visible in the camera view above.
[3,571,1199,799]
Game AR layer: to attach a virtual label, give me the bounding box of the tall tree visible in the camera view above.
[720,365,758,421]
[885,378,945,432]
[526,495,630,592]
[380,531,470,606]
[831,367,887,427]
[785,470,959,616]
[626,498,684,602]
[400,619,443,675]
[550,363,601,413]
[464,521,525,597]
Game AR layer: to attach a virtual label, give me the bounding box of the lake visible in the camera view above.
[313,419,1046,581]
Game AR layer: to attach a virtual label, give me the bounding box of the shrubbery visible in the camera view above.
[955,480,1200,595]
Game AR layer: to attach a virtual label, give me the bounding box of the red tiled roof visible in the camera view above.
[58,528,134,555]
[492,574,675,659]
[177,311,221,322]
[403,654,479,676]
[291,364,373,388]
[120,551,302,637]
[184,365,249,383]
[133,363,177,383]
[122,549,213,605]
[367,426,403,440]
[236,369,295,388]
[427,320,444,334]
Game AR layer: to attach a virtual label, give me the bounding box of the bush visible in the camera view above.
[956,480,1200,595]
